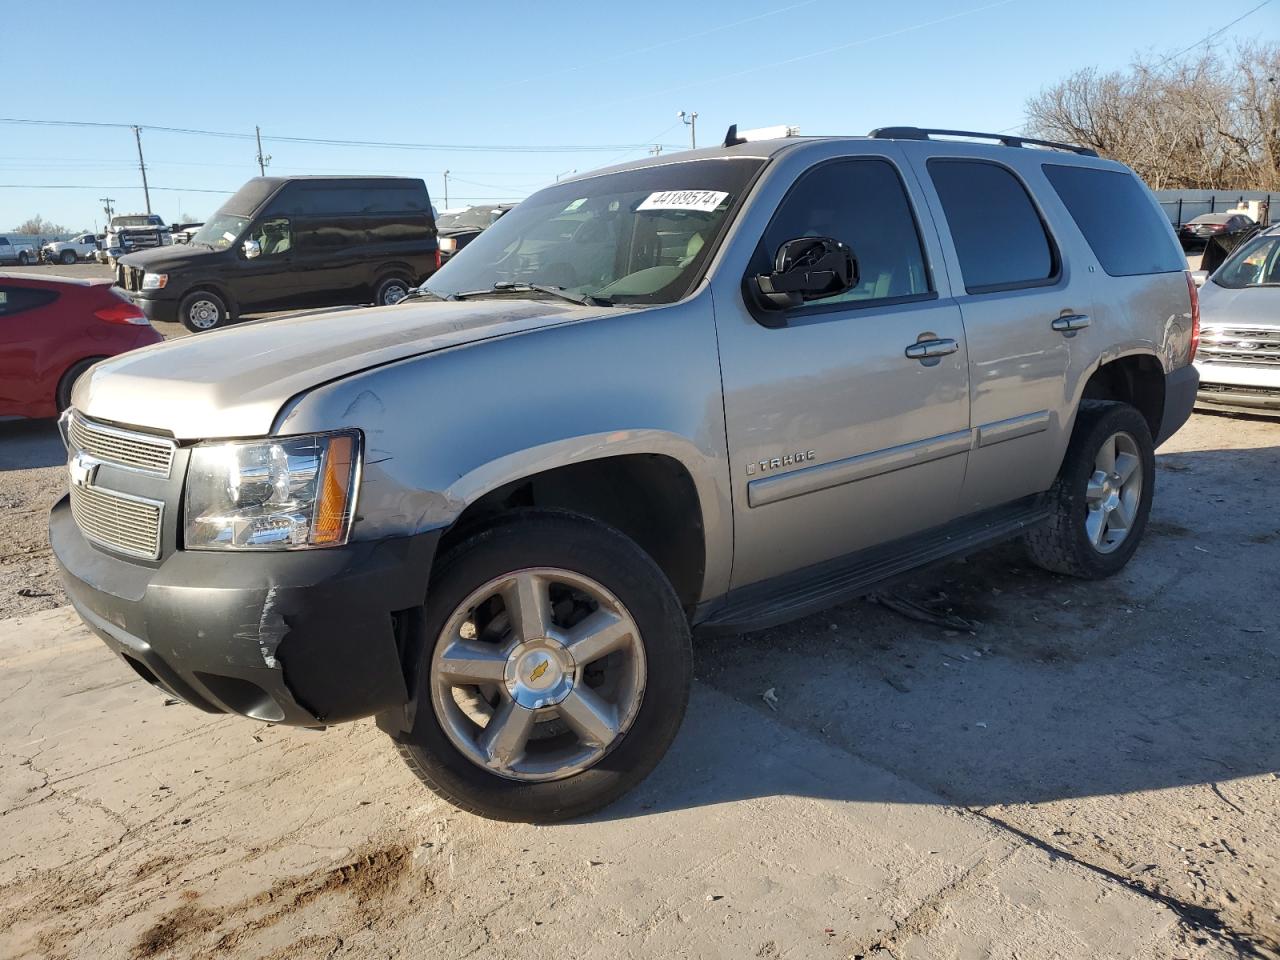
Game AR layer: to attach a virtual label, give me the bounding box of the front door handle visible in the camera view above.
[1052,313,1091,333]
[905,338,959,360]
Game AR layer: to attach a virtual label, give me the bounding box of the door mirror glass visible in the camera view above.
[243,239,262,259]
[753,237,858,310]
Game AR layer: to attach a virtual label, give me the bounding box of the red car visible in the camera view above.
[0,274,162,420]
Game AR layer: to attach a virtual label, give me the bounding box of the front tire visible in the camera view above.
[1024,400,1155,579]
[179,289,232,332]
[60,250,77,265]
[18,251,31,266]
[395,511,692,822]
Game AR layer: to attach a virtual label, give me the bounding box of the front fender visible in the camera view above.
[276,291,734,601]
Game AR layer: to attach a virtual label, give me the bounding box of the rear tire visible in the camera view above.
[1024,400,1155,579]
[57,357,105,412]
[179,289,232,332]
[374,273,413,306]
[18,251,31,266]
[394,511,692,822]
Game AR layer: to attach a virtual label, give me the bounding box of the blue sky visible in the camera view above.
[3,0,1276,231]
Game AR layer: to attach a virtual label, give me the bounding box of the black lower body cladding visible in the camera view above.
[1156,364,1199,446]
[50,497,439,726]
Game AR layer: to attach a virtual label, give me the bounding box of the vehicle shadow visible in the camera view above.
[0,418,65,471]
[597,437,1280,820]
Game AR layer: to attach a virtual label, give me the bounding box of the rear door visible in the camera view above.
[715,146,971,589]
[906,149,1094,513]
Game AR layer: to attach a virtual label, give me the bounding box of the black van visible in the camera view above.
[116,176,439,332]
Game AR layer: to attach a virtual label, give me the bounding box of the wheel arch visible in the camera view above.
[437,443,712,614]
[1076,350,1166,441]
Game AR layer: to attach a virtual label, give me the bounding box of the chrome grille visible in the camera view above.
[67,414,174,476]
[1199,328,1280,367]
[69,483,162,560]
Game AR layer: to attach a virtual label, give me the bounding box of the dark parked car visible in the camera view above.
[1178,212,1255,252]
[436,203,515,262]
[116,176,440,332]
[0,274,161,418]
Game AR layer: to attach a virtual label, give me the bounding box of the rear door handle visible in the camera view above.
[1052,313,1091,332]
[905,338,959,360]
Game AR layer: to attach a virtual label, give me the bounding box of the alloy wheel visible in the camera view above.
[429,567,647,782]
[1085,430,1143,554]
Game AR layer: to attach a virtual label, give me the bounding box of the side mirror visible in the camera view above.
[752,237,857,311]
[243,239,261,259]
[1190,269,1208,288]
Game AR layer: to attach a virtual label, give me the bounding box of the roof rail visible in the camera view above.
[868,126,1098,158]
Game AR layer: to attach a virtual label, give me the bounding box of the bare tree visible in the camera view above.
[11,215,70,235]
[1025,43,1279,190]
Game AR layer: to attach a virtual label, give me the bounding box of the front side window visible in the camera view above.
[1214,233,1280,289]
[1042,164,1185,277]
[758,157,931,309]
[929,159,1056,293]
[425,158,765,305]
[248,217,293,257]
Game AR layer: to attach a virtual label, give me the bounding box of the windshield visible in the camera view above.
[425,158,766,305]
[437,206,506,231]
[1213,233,1280,289]
[112,215,161,228]
[189,214,251,251]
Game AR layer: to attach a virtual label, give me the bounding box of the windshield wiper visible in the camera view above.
[397,286,449,303]
[451,282,613,307]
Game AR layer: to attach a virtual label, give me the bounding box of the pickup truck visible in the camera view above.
[103,214,170,265]
[0,236,36,266]
[52,125,1200,822]
[42,233,101,265]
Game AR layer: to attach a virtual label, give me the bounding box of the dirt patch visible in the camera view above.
[132,843,424,959]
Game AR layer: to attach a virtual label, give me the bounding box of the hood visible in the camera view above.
[118,244,217,271]
[74,298,609,440]
[1199,282,1280,329]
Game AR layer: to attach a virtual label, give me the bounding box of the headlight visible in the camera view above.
[439,237,457,253]
[141,272,168,290]
[185,431,361,550]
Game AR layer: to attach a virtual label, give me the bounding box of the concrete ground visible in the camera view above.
[1,410,1277,959]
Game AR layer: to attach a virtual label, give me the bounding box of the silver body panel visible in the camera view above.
[71,135,1195,608]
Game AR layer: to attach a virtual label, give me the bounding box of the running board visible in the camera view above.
[695,497,1050,636]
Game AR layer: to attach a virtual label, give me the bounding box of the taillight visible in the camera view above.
[94,300,149,325]
[434,248,442,271]
[1185,270,1200,363]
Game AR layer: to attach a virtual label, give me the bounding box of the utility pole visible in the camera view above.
[255,126,271,176]
[443,170,449,208]
[100,196,116,221]
[132,126,152,215]
[678,110,698,150]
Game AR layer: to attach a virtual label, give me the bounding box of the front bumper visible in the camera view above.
[129,294,179,325]
[51,497,439,726]
[1196,383,1280,416]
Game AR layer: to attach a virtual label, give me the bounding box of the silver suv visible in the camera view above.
[51,127,1199,821]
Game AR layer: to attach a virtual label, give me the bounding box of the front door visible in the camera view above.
[231,216,302,312]
[716,154,972,589]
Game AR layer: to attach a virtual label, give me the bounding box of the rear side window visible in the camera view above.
[0,287,59,317]
[273,183,431,216]
[928,159,1056,294]
[761,157,932,309]
[1042,164,1185,276]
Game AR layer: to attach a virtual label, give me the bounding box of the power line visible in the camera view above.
[0,183,234,194]
[0,117,685,153]
[1152,0,1273,67]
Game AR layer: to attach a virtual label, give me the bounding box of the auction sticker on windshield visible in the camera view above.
[637,190,728,213]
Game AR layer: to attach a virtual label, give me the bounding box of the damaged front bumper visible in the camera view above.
[50,496,438,726]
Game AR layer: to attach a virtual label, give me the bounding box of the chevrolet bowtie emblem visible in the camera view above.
[68,451,99,488]
[529,659,550,682]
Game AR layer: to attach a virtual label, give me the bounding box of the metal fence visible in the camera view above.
[1156,193,1273,227]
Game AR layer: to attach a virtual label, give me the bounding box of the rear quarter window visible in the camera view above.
[1042,164,1185,276]
[0,287,59,317]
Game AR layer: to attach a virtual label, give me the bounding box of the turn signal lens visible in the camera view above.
[311,434,356,545]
